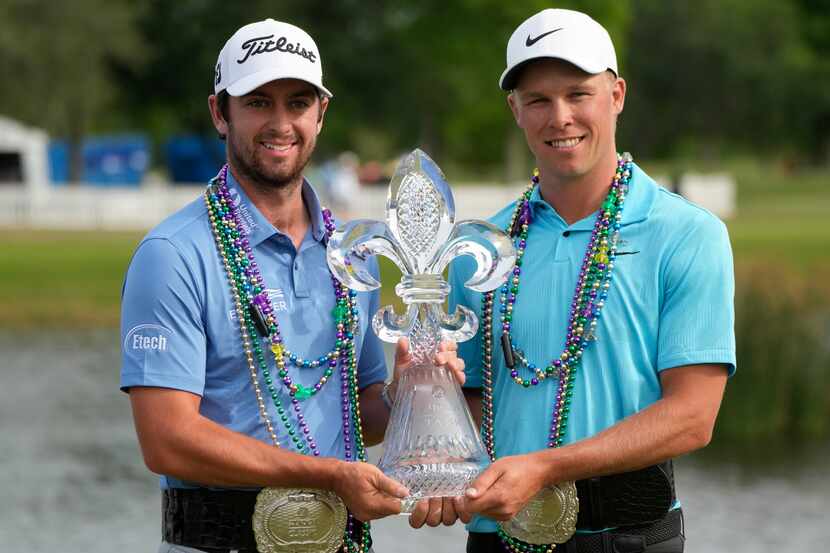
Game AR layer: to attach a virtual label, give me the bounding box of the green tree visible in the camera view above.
[321,0,629,179]
[795,0,830,163]
[620,0,823,162]
[0,0,144,180]
[116,0,629,179]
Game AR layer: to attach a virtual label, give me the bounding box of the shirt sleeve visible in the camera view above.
[657,215,736,375]
[356,258,388,389]
[448,256,484,388]
[120,237,207,394]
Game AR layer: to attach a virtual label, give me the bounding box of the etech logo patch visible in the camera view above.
[125,324,173,352]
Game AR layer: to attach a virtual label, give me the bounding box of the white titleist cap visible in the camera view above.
[500,9,618,90]
[214,19,332,98]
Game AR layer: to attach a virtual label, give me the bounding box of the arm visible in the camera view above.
[460,363,728,521]
[460,213,736,521]
[122,239,408,521]
[542,362,728,479]
[129,385,408,521]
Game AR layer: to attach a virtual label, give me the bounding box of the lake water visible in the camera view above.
[1,330,826,552]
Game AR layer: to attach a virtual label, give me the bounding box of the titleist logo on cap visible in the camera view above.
[237,34,317,64]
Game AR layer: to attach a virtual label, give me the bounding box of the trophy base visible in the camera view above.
[382,462,484,513]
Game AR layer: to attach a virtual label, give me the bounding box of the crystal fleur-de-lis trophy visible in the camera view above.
[326,149,516,511]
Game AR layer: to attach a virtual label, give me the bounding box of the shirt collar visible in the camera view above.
[225,170,327,247]
[527,162,656,231]
[300,180,327,243]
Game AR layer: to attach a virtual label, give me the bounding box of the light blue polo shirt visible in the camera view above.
[120,171,387,489]
[449,163,736,533]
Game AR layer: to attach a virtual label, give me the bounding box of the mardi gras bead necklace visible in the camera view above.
[205,164,371,552]
[480,154,633,552]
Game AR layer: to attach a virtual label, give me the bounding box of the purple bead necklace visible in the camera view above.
[482,153,632,453]
[479,154,632,552]
[205,165,371,552]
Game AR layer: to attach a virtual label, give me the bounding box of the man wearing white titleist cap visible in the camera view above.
[120,19,465,553]
[422,9,735,552]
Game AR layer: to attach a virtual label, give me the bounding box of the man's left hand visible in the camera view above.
[408,496,462,528]
[456,453,549,521]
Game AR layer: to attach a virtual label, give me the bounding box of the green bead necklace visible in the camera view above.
[480,155,633,552]
[205,165,372,551]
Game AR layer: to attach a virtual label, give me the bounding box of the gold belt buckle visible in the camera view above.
[252,487,347,553]
[499,481,579,545]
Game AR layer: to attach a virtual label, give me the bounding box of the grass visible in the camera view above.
[1,159,828,329]
[727,211,830,268]
[2,218,827,330]
[716,265,830,442]
[0,229,413,329]
[0,230,143,328]
[640,157,830,268]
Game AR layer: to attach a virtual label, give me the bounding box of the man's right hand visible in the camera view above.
[332,461,409,521]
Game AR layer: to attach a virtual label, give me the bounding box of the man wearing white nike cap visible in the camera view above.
[121,19,465,553]
[442,8,735,552]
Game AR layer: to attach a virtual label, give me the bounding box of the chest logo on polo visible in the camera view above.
[124,324,173,353]
[613,238,639,256]
[227,186,257,234]
[229,288,288,322]
[267,288,288,312]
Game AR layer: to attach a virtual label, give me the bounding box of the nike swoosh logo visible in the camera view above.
[526,28,563,47]
[616,251,640,256]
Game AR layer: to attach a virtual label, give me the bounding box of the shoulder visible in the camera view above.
[135,196,212,259]
[630,170,733,292]
[144,195,210,245]
[125,196,215,290]
[634,167,728,242]
[656,190,726,231]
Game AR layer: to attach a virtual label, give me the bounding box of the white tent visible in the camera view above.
[0,116,49,193]
[0,117,51,226]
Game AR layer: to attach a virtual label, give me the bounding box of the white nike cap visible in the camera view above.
[214,19,333,98]
[500,9,618,90]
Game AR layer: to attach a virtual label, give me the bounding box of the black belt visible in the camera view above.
[575,461,675,530]
[162,462,674,550]
[467,508,684,553]
[162,488,362,553]
[162,488,259,552]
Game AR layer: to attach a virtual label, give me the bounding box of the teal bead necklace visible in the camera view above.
[480,154,633,553]
[205,164,371,552]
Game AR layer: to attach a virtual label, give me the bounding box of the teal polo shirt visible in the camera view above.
[448,163,736,534]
